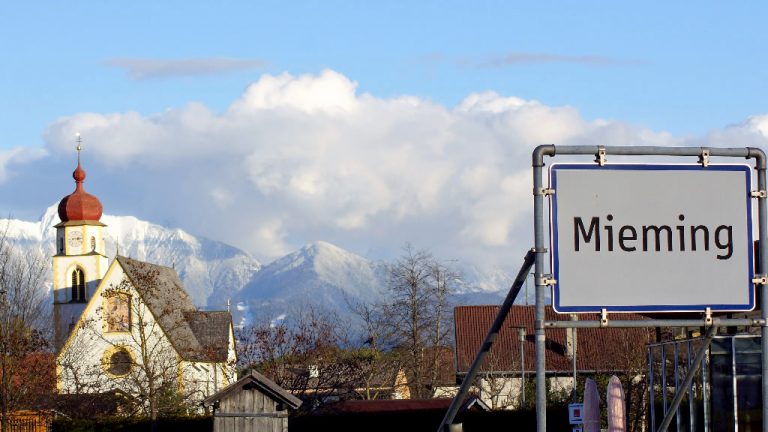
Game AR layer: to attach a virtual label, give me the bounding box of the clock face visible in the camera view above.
[68,231,83,248]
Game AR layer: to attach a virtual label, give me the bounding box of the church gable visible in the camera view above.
[57,256,236,397]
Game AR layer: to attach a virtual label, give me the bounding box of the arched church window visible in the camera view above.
[58,238,64,254]
[71,268,86,302]
[91,236,96,251]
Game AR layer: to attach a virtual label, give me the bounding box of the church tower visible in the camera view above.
[53,139,109,350]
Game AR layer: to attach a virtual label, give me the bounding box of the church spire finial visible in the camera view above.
[76,132,82,164]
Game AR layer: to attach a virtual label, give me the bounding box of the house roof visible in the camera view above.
[203,370,302,410]
[454,305,652,374]
[116,256,232,362]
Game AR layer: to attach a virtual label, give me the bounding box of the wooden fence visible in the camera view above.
[2,411,52,432]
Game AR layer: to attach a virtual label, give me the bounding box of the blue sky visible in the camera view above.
[2,2,768,266]
[4,1,766,150]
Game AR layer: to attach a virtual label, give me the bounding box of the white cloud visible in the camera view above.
[0,147,47,183]
[744,115,768,138]
[105,57,268,80]
[39,69,756,267]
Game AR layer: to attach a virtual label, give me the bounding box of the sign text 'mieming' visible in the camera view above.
[550,164,754,313]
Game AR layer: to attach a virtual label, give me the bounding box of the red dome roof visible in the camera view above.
[58,160,103,222]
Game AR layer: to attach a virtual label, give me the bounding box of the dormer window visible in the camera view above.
[72,268,86,302]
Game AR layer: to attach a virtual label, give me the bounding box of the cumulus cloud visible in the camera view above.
[105,57,268,80]
[41,69,719,267]
[0,147,47,183]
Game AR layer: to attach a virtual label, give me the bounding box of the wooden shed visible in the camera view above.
[203,370,302,432]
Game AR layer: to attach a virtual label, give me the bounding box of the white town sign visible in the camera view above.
[550,164,754,313]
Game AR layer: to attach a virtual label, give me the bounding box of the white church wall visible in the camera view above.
[58,259,235,405]
[58,263,178,395]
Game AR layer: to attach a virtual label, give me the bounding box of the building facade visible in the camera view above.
[53,151,236,407]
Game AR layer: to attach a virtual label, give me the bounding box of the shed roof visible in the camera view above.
[203,370,302,410]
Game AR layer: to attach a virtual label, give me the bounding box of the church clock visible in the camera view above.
[68,230,83,249]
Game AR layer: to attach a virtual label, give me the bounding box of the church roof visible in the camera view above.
[116,256,232,362]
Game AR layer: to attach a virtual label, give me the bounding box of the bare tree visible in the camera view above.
[237,306,359,408]
[346,297,405,400]
[0,223,52,431]
[384,244,458,399]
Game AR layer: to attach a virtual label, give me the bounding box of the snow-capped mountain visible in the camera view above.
[233,241,517,326]
[234,241,387,325]
[2,205,261,308]
[4,206,517,324]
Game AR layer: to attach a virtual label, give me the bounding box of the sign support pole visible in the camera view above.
[756,152,768,432]
[436,250,535,432]
[533,145,554,432]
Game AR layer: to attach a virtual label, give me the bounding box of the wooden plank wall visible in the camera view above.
[214,386,288,432]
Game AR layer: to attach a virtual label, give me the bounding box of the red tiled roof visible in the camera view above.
[454,305,652,374]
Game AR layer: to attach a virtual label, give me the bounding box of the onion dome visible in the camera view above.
[58,151,103,222]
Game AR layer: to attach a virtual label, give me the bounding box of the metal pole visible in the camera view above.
[546,318,762,328]
[520,327,526,408]
[674,342,681,432]
[754,148,768,432]
[649,346,656,432]
[533,145,554,432]
[661,344,668,417]
[703,340,711,432]
[658,326,717,432]
[571,315,577,402]
[731,336,740,431]
[436,250,535,432]
[687,337,695,432]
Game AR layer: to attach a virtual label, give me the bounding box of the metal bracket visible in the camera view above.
[698,148,710,167]
[753,275,768,285]
[530,247,548,254]
[752,190,767,199]
[533,187,555,197]
[595,147,606,166]
[600,308,608,327]
[704,307,713,326]
[535,275,557,286]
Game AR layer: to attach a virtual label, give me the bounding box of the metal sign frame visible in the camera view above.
[550,162,755,313]
[438,145,767,432]
[532,145,768,432]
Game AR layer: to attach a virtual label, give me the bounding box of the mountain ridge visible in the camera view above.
[3,207,512,323]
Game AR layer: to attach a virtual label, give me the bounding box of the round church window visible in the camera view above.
[105,348,132,376]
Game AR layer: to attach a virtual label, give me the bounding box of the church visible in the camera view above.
[53,146,237,408]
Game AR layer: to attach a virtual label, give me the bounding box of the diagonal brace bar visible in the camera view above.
[437,249,535,432]
[657,326,717,432]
